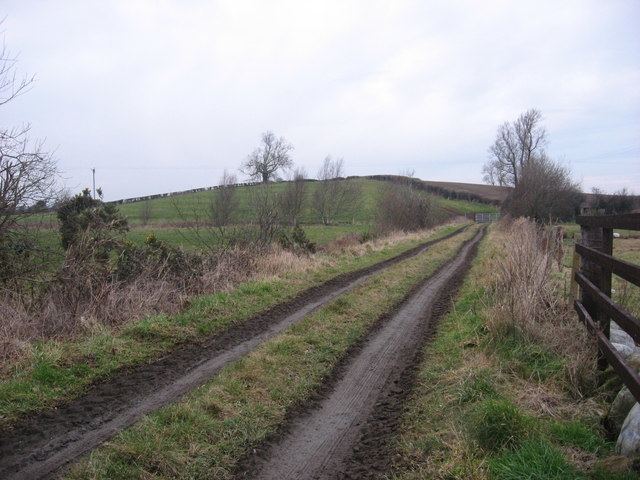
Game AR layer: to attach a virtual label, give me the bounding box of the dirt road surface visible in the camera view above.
[249,228,483,480]
[0,225,468,480]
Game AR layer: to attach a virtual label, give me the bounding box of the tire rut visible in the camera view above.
[243,228,484,480]
[0,225,468,480]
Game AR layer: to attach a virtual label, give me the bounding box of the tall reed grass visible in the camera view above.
[487,218,597,396]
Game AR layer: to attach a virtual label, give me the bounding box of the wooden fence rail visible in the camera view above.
[573,213,640,402]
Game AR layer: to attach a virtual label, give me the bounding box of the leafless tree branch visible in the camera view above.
[278,167,307,226]
[483,109,546,187]
[241,131,293,183]
[313,156,360,225]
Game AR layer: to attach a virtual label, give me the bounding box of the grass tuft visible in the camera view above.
[456,368,497,403]
[470,398,528,452]
[489,438,584,480]
[492,331,564,381]
[548,420,608,454]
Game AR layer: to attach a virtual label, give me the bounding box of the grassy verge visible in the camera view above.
[0,223,465,426]
[65,224,480,479]
[390,228,637,479]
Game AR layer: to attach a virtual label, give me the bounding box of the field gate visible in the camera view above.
[474,212,500,223]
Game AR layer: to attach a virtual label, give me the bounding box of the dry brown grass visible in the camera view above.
[487,218,598,397]
[0,251,253,363]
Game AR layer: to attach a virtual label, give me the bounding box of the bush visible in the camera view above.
[502,155,583,222]
[291,225,316,253]
[358,230,375,244]
[0,234,37,285]
[376,182,443,232]
[470,399,528,451]
[57,189,128,250]
[113,234,204,283]
[277,226,316,253]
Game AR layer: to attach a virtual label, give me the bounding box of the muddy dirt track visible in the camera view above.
[0,225,469,480]
[243,228,484,480]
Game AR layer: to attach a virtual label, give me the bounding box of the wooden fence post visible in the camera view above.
[569,250,580,303]
[579,224,613,370]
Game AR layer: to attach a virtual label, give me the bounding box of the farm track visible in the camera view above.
[243,228,484,480]
[0,224,468,480]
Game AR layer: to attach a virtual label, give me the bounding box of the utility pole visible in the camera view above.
[92,168,96,199]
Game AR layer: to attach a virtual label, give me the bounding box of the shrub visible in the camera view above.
[502,155,583,222]
[277,226,316,253]
[0,234,37,285]
[57,189,128,250]
[113,234,205,284]
[376,181,442,232]
[291,225,316,253]
[470,398,528,451]
[358,230,375,243]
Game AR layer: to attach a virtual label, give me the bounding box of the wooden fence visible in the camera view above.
[573,213,640,401]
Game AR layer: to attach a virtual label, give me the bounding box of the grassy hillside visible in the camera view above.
[422,179,511,203]
[23,178,497,255]
[116,179,376,225]
[116,178,496,226]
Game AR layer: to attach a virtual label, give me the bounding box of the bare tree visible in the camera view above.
[313,156,360,225]
[483,109,546,186]
[251,184,280,243]
[241,131,293,183]
[278,168,307,226]
[503,154,582,222]
[0,35,35,107]
[210,170,238,228]
[139,200,153,226]
[0,29,57,243]
[168,171,240,251]
[376,181,440,233]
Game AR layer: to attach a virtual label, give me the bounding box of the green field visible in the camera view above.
[108,178,379,226]
[24,178,496,253]
[113,178,496,225]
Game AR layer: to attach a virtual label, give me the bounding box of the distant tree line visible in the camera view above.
[590,187,637,214]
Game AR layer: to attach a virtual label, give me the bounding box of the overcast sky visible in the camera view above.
[2,0,639,200]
